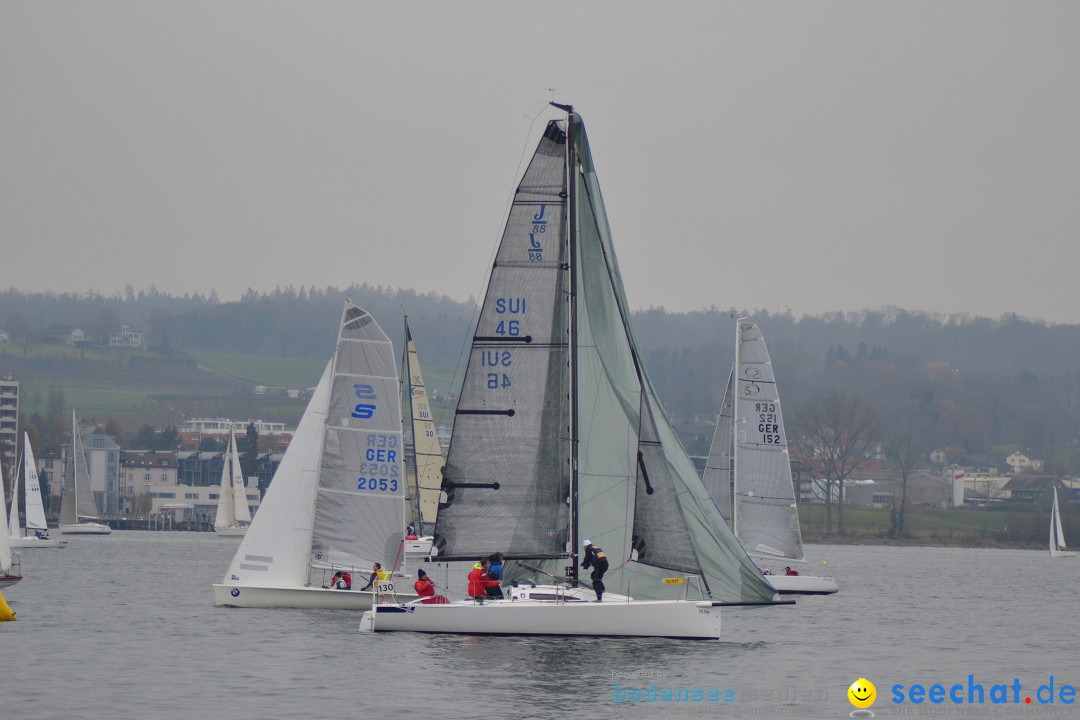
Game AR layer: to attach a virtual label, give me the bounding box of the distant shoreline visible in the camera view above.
[803,534,1044,551]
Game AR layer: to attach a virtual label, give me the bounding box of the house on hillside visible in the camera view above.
[35,324,91,346]
[109,324,143,348]
[1001,475,1067,503]
[1005,450,1043,473]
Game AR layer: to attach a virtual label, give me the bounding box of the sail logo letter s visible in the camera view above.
[352,383,378,419]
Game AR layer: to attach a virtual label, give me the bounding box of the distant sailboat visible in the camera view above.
[401,316,440,557]
[58,412,111,535]
[1,463,23,589]
[9,433,69,548]
[702,319,838,594]
[1049,487,1075,558]
[213,431,251,537]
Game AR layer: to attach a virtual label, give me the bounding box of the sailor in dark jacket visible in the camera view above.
[581,539,609,602]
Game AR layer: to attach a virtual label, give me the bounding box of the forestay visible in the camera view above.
[701,367,735,524]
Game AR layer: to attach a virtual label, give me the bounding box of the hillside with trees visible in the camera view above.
[2,287,1079,472]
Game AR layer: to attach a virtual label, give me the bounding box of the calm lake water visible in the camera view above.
[1,533,1076,719]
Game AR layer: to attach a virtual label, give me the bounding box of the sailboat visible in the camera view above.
[9,433,69,548]
[213,299,418,609]
[58,412,112,535]
[401,317,441,557]
[213,431,251,537]
[1049,487,1075,558]
[1,463,23,589]
[363,104,786,640]
[702,319,838,595]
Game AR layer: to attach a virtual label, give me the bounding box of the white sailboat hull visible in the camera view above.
[362,595,722,639]
[213,526,248,537]
[0,575,21,590]
[403,536,435,556]
[58,522,112,535]
[9,535,69,548]
[765,574,839,595]
[213,583,416,609]
[1049,549,1077,558]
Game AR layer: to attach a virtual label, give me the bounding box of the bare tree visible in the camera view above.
[885,427,920,538]
[793,390,876,535]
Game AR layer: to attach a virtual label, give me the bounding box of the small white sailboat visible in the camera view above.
[401,316,440,557]
[213,431,251,537]
[213,299,418,609]
[9,433,69,548]
[1,463,23,589]
[1049,487,1075,558]
[58,412,112,535]
[702,319,838,595]
[364,105,786,640]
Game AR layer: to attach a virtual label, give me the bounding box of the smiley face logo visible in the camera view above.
[847,678,876,709]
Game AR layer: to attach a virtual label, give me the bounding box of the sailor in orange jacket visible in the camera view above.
[467,559,500,600]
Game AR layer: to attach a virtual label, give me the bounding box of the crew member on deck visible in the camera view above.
[467,560,500,601]
[486,553,505,598]
[784,566,799,576]
[327,570,352,590]
[581,540,609,602]
[414,568,448,604]
[360,562,389,591]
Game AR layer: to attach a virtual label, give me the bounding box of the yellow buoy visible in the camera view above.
[0,589,16,621]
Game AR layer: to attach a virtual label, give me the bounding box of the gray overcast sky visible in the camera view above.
[2,2,1078,323]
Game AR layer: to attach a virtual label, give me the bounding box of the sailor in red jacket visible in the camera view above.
[415,569,436,598]
[414,569,449,604]
[467,559,500,601]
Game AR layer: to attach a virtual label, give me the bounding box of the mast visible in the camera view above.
[553,101,580,585]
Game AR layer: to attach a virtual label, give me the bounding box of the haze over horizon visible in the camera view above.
[3,3,1078,324]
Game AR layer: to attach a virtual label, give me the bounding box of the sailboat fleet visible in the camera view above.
[22,103,1075,639]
